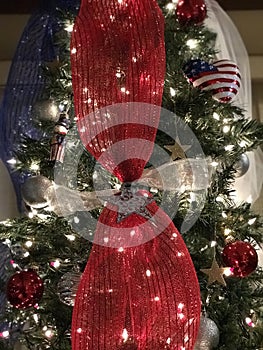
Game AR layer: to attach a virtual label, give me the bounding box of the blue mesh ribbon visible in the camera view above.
[0,0,79,212]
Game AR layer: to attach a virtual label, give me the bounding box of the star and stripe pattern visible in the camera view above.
[183,59,241,103]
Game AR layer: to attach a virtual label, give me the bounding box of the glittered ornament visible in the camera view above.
[222,241,258,277]
[21,175,53,209]
[183,59,241,103]
[10,244,28,259]
[32,99,59,123]
[176,0,207,26]
[7,270,44,309]
[194,316,219,349]
[234,153,249,177]
[57,271,82,306]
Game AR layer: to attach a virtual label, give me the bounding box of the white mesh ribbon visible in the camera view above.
[205,0,263,204]
[46,158,213,216]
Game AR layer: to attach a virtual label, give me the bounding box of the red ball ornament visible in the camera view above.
[7,269,44,309]
[176,0,207,26]
[222,241,258,277]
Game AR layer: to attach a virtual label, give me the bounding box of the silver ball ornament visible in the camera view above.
[194,316,220,350]
[21,175,53,209]
[234,153,250,178]
[32,99,59,123]
[57,271,82,306]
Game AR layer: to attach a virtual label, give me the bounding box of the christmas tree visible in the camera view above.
[0,0,263,349]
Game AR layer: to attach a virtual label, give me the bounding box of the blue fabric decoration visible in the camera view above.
[0,0,79,212]
[0,242,11,314]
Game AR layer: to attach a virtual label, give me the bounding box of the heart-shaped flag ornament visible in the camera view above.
[183,59,241,103]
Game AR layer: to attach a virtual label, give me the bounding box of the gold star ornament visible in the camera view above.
[164,137,191,161]
[200,258,227,287]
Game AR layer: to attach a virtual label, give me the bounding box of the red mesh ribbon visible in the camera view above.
[70,0,201,349]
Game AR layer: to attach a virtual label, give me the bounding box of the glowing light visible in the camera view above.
[239,140,247,148]
[33,314,39,323]
[30,161,40,171]
[65,234,76,241]
[45,329,54,339]
[77,328,82,334]
[25,241,33,248]
[50,260,60,268]
[170,87,176,97]
[0,331,10,338]
[166,338,171,345]
[7,158,17,165]
[177,252,183,257]
[154,296,160,301]
[224,267,233,277]
[210,241,217,247]
[211,161,219,167]
[178,313,185,320]
[130,230,136,237]
[23,252,30,258]
[132,57,137,62]
[166,2,176,11]
[186,39,199,50]
[222,212,227,218]
[178,303,184,312]
[118,247,124,252]
[65,22,74,32]
[74,216,80,224]
[146,270,152,277]
[104,237,109,244]
[223,125,230,133]
[10,260,18,268]
[108,289,113,293]
[71,47,77,54]
[122,329,129,342]
[245,317,255,328]
[216,195,224,203]
[225,145,234,152]
[248,218,257,225]
[224,228,232,236]
[213,112,220,120]
[172,233,178,238]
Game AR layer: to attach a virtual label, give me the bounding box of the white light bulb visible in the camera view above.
[122,329,129,342]
[248,218,256,225]
[65,234,76,241]
[224,268,233,277]
[223,125,230,133]
[25,241,33,248]
[65,23,74,32]
[7,158,17,165]
[30,161,40,171]
[186,39,199,50]
[166,2,176,11]
[146,270,151,277]
[239,140,247,148]
[170,87,176,97]
[213,112,220,120]
[225,145,234,152]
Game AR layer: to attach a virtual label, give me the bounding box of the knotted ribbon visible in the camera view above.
[70,0,201,349]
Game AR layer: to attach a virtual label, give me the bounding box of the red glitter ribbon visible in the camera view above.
[70,1,201,349]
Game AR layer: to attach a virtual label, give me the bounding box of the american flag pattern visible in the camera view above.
[183,59,241,103]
